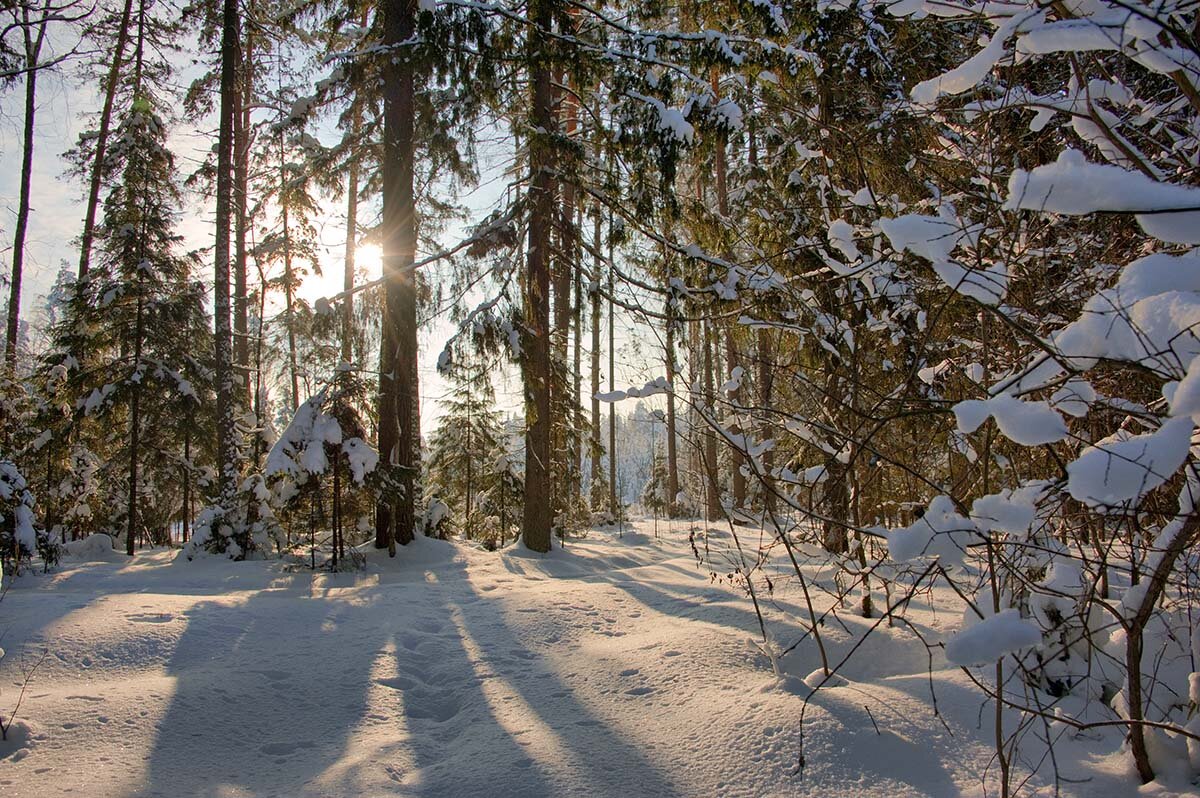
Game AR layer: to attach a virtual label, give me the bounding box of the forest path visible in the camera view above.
[0,521,1158,797]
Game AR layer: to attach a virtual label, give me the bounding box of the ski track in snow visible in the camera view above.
[0,521,1182,797]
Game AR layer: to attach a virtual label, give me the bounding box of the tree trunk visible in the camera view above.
[664,274,680,517]
[233,27,253,399]
[6,11,48,374]
[521,0,556,553]
[182,419,191,543]
[589,203,602,509]
[127,271,145,556]
[709,122,745,513]
[275,127,301,412]
[607,211,617,518]
[1126,511,1200,782]
[213,0,240,507]
[376,0,420,550]
[703,320,721,520]
[572,207,583,511]
[341,99,361,365]
[77,0,135,280]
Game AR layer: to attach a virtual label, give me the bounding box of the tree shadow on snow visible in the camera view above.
[389,555,681,797]
[140,551,679,797]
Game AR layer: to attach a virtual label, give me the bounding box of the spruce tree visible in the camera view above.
[424,363,506,544]
[43,88,210,554]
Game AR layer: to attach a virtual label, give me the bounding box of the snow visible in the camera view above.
[826,218,860,262]
[62,533,122,562]
[1005,249,1200,389]
[1066,416,1193,507]
[0,520,1186,798]
[953,393,1068,446]
[944,609,1042,667]
[265,390,377,482]
[1050,378,1095,418]
[970,483,1046,534]
[597,377,671,403]
[1004,148,1200,244]
[910,14,1033,104]
[626,91,694,143]
[342,437,379,484]
[879,211,1007,304]
[885,495,978,565]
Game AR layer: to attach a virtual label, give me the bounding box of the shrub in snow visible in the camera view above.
[62,533,120,561]
[263,368,379,569]
[0,460,59,574]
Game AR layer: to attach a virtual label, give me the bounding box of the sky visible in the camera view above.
[0,22,667,437]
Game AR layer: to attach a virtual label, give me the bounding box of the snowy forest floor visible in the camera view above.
[0,520,1191,797]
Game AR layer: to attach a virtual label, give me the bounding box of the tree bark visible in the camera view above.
[757,327,775,512]
[213,0,240,507]
[233,25,253,400]
[341,98,361,365]
[279,135,300,413]
[709,105,745,511]
[521,0,555,553]
[703,320,721,520]
[127,271,144,556]
[77,0,135,280]
[607,211,617,517]
[572,206,583,511]
[376,0,420,550]
[589,204,602,509]
[664,263,680,517]
[6,7,48,374]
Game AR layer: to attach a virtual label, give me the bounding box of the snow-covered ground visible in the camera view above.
[0,521,1189,797]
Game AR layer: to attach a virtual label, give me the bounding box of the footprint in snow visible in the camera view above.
[259,740,316,756]
[405,693,462,723]
[376,676,417,692]
[126,612,175,624]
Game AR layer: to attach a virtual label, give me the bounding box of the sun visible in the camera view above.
[301,242,384,304]
[353,243,384,283]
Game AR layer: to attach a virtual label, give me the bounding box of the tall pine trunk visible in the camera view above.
[757,327,775,512]
[341,98,362,365]
[709,97,745,511]
[572,209,583,510]
[77,0,135,280]
[213,0,240,506]
[520,0,555,553]
[703,319,720,520]
[279,137,300,413]
[376,0,420,551]
[233,29,253,399]
[6,9,48,374]
[665,291,679,517]
[127,271,145,555]
[607,211,617,517]
[589,205,602,509]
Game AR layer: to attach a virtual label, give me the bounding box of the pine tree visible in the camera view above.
[42,87,211,555]
[424,363,507,544]
[265,366,377,569]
